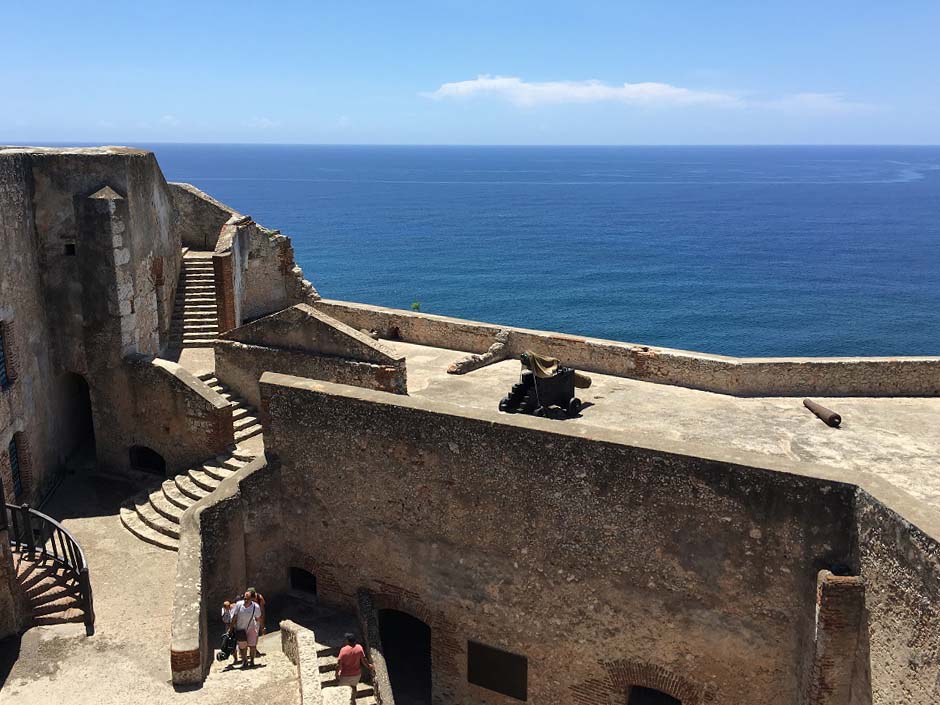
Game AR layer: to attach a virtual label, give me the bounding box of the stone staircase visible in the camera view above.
[119,449,255,551]
[170,254,219,348]
[13,552,86,626]
[318,643,377,703]
[197,374,264,444]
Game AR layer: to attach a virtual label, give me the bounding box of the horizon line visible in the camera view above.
[5,141,940,149]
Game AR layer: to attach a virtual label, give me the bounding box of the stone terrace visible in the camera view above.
[383,340,940,509]
[0,474,298,705]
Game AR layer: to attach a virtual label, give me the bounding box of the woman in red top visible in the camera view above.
[336,633,374,704]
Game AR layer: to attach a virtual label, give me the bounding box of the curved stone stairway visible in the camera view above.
[199,374,264,444]
[13,552,87,626]
[119,449,255,551]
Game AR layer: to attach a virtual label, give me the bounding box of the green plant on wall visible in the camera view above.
[411,301,421,311]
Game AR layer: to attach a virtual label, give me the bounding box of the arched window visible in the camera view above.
[289,567,317,596]
[129,445,166,475]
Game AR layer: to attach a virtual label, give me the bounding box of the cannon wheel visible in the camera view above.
[567,398,582,416]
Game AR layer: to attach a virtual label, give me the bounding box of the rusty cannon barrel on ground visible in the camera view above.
[803,398,842,428]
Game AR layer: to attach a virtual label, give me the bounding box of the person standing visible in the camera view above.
[232,591,260,668]
[221,600,240,664]
[336,633,374,705]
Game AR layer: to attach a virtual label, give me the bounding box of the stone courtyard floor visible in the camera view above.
[383,340,940,509]
[0,473,298,705]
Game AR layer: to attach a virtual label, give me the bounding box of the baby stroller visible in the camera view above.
[499,351,590,417]
[216,630,237,661]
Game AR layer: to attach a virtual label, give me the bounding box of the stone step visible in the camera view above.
[318,655,338,673]
[162,479,193,510]
[183,262,214,270]
[231,407,251,422]
[175,475,211,502]
[24,573,76,600]
[176,300,217,309]
[174,308,218,318]
[133,498,181,540]
[188,468,221,493]
[119,507,179,551]
[316,645,340,658]
[177,339,216,347]
[33,610,86,626]
[235,424,263,443]
[32,596,82,617]
[177,322,219,331]
[233,414,258,432]
[231,450,257,463]
[201,463,232,482]
[180,287,216,296]
[198,373,217,383]
[149,489,185,524]
[29,582,81,607]
[19,565,68,593]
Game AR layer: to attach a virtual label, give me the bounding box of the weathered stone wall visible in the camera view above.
[0,147,211,489]
[94,356,233,476]
[214,215,319,331]
[171,455,282,685]
[214,304,407,404]
[216,340,406,407]
[855,491,940,704]
[314,299,940,397]
[169,182,239,251]
[0,151,61,503]
[259,373,863,705]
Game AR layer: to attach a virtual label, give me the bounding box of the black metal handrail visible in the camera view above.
[3,502,95,634]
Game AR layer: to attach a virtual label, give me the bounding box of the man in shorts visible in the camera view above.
[335,633,374,704]
[231,591,261,668]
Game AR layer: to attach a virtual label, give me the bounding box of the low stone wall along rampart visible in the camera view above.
[314,299,940,397]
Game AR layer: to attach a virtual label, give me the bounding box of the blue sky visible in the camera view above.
[3,1,940,145]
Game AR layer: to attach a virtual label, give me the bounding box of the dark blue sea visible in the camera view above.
[147,145,940,357]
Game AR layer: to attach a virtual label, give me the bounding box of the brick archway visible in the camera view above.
[570,659,713,705]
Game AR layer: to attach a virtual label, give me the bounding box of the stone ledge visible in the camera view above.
[280,619,324,705]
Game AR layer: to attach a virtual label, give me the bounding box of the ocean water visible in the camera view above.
[147,145,940,357]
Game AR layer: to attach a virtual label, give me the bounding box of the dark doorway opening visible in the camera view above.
[378,609,431,705]
[57,372,96,471]
[628,686,681,705]
[289,567,317,596]
[129,445,166,476]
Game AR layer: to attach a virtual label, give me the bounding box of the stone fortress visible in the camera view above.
[0,146,938,705]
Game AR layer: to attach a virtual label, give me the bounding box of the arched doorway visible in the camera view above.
[57,372,96,471]
[289,567,317,597]
[628,686,681,705]
[378,609,432,704]
[129,445,166,476]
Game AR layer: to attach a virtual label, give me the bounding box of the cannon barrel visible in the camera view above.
[803,399,841,428]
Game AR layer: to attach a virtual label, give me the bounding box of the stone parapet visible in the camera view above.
[280,619,325,705]
[314,299,940,397]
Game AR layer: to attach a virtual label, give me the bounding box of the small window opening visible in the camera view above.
[0,325,9,390]
[64,243,76,256]
[129,445,166,475]
[467,640,527,701]
[628,686,681,705]
[8,436,23,498]
[289,567,318,596]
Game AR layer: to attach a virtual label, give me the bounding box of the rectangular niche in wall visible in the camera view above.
[467,640,527,701]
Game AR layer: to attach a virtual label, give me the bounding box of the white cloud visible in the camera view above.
[160,114,181,127]
[425,75,742,107]
[245,116,280,129]
[425,75,877,114]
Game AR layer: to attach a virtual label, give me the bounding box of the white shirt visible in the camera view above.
[232,600,259,631]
